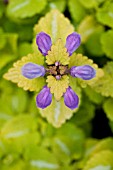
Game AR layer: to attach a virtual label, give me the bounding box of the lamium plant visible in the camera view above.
[4,9,103,127]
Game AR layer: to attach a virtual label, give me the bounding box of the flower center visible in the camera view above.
[46,61,68,80]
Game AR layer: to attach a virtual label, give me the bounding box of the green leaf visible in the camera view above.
[85,27,104,57]
[39,97,80,128]
[83,150,113,170]
[49,0,66,12]
[92,62,113,97]
[34,9,74,44]
[52,123,85,160]
[7,0,47,19]
[70,94,95,126]
[101,30,113,59]
[0,27,6,49]
[96,1,113,28]
[23,145,59,170]
[78,16,104,43]
[89,138,113,157]
[84,86,104,104]
[79,0,97,9]
[3,53,45,92]
[103,98,113,121]
[18,42,33,57]
[68,0,87,23]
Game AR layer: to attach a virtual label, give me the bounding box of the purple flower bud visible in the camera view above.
[36,32,52,56]
[21,62,45,79]
[70,65,96,80]
[65,32,81,56]
[64,86,79,110]
[36,86,52,109]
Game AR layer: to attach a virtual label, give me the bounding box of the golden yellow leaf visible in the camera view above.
[46,75,69,101]
[46,39,70,65]
[3,53,45,92]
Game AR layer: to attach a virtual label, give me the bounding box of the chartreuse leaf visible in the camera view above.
[84,86,104,104]
[7,0,47,19]
[70,94,95,126]
[69,53,104,88]
[18,42,33,57]
[92,62,113,97]
[79,0,97,8]
[101,30,113,59]
[96,1,113,28]
[33,9,74,44]
[0,27,6,49]
[0,115,40,155]
[46,75,69,101]
[68,0,87,23]
[103,98,113,121]
[39,97,80,128]
[85,27,104,57]
[3,53,45,92]
[49,0,66,12]
[83,150,113,170]
[46,39,70,65]
[23,145,59,170]
[78,16,103,43]
[52,123,85,162]
[88,138,113,157]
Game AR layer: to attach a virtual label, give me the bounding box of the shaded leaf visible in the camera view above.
[103,98,113,121]
[7,0,47,19]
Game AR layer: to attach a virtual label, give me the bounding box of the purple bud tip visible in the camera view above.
[36,32,52,56]
[36,86,52,109]
[64,86,79,110]
[70,65,96,80]
[56,75,61,80]
[55,61,60,66]
[21,62,45,79]
[65,32,81,56]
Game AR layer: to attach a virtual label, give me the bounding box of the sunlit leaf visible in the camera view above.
[69,53,104,88]
[46,75,69,101]
[34,9,74,44]
[3,53,45,92]
[39,97,80,128]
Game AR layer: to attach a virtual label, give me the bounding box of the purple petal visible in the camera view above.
[36,32,52,56]
[21,62,45,79]
[36,86,52,109]
[70,65,96,80]
[65,32,81,56]
[64,86,79,110]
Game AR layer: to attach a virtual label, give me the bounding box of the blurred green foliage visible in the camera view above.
[0,0,113,169]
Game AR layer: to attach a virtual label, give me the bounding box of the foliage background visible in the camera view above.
[0,0,113,169]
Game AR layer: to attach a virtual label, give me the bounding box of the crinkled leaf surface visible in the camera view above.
[46,39,70,65]
[83,150,113,170]
[7,0,47,19]
[69,53,104,88]
[68,0,87,23]
[39,97,80,128]
[101,30,113,59]
[103,99,113,121]
[34,9,74,44]
[4,53,45,92]
[92,62,113,97]
[46,75,69,101]
[96,1,113,28]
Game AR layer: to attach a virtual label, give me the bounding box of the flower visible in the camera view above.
[21,32,96,110]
